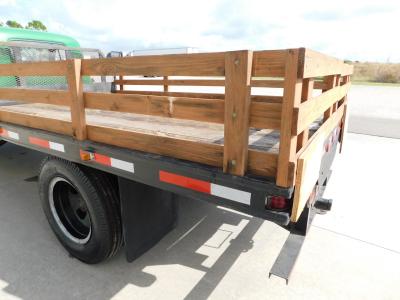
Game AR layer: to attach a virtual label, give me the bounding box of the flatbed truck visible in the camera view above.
[0,31,352,280]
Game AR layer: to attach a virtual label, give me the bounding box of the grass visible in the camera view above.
[351,62,400,85]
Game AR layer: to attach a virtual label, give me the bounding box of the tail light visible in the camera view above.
[266,195,289,210]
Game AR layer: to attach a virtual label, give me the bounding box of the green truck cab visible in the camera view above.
[0,27,100,87]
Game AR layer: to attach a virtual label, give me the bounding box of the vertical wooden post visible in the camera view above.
[339,75,350,153]
[163,76,169,92]
[67,59,86,140]
[119,75,124,91]
[323,75,339,121]
[223,50,253,176]
[297,78,314,151]
[276,49,303,187]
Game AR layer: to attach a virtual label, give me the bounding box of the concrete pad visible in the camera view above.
[347,85,400,138]
[0,134,399,299]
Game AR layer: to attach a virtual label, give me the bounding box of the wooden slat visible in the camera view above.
[223,50,253,176]
[314,81,327,90]
[293,82,351,135]
[87,125,223,167]
[81,52,225,76]
[114,79,225,86]
[322,75,337,121]
[276,49,303,188]
[339,76,350,153]
[84,92,225,123]
[250,102,282,129]
[252,50,287,77]
[116,90,225,99]
[301,48,354,78]
[0,60,68,76]
[251,79,284,88]
[248,150,278,178]
[291,104,345,222]
[115,78,285,88]
[0,88,70,105]
[0,109,71,135]
[163,76,169,92]
[119,75,124,91]
[66,59,86,140]
[297,78,314,151]
[85,92,280,129]
[115,90,282,103]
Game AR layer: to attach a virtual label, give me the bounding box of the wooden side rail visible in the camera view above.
[292,82,351,135]
[0,49,352,185]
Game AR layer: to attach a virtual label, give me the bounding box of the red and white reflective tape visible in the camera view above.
[29,136,65,153]
[159,170,251,205]
[0,128,20,140]
[88,152,135,173]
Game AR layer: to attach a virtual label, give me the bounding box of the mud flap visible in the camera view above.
[118,177,178,262]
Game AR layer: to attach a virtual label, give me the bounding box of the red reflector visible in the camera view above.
[29,137,49,148]
[159,170,211,193]
[94,153,111,166]
[268,196,287,210]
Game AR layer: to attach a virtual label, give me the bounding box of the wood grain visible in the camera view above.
[81,52,226,76]
[276,49,303,187]
[0,60,68,76]
[67,59,86,140]
[223,50,253,176]
[0,88,70,106]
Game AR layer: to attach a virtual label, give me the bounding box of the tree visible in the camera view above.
[6,20,23,28]
[26,20,47,31]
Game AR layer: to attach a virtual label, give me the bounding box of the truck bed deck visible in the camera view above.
[0,102,283,153]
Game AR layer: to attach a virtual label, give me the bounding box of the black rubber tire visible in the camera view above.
[0,140,6,146]
[38,157,122,264]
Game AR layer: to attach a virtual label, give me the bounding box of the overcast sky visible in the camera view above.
[1,0,399,62]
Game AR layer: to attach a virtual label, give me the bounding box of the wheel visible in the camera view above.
[0,140,6,146]
[38,157,122,264]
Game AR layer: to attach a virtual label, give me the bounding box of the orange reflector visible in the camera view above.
[80,150,94,161]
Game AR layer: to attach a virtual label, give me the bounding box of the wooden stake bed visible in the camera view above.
[0,48,353,222]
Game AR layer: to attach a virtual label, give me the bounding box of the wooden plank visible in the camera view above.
[115,78,285,88]
[114,79,225,86]
[85,92,225,123]
[276,49,303,188]
[85,92,280,129]
[247,150,278,178]
[163,76,169,92]
[87,125,223,167]
[293,82,351,135]
[252,50,287,77]
[0,88,70,106]
[297,78,314,151]
[250,102,282,129]
[0,109,71,135]
[116,90,282,103]
[339,75,350,153]
[66,59,86,140]
[291,104,344,222]
[0,60,68,76]
[81,52,225,76]
[251,79,284,88]
[322,75,337,121]
[314,81,327,90]
[301,48,354,78]
[119,75,124,91]
[116,90,225,99]
[223,50,253,176]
